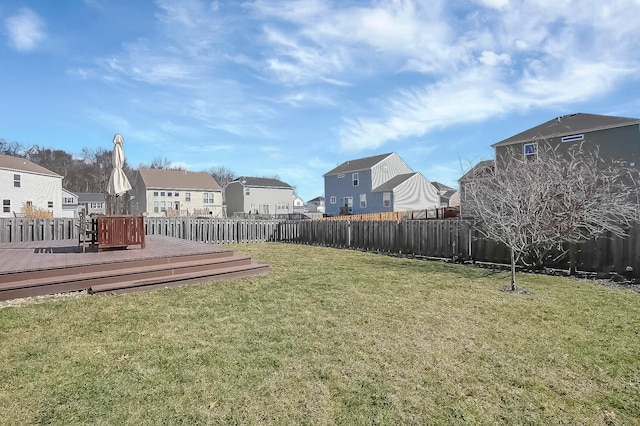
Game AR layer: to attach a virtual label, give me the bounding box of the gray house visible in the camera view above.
[77,192,106,216]
[492,113,640,167]
[323,152,440,216]
[225,177,294,217]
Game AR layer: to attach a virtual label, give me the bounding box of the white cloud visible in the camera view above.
[4,8,45,52]
[475,0,509,9]
[335,0,640,152]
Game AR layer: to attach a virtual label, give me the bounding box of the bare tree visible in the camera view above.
[139,157,186,170]
[0,138,24,156]
[208,165,236,189]
[462,143,640,290]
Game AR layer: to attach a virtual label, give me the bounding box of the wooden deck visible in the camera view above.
[0,235,269,301]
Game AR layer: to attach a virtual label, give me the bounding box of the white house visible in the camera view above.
[61,188,79,218]
[130,168,223,217]
[0,154,63,218]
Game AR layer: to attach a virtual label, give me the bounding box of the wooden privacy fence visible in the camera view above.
[279,219,640,277]
[2,217,639,276]
[144,217,283,243]
[0,217,284,244]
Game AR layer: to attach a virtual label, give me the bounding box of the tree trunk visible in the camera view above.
[568,242,578,275]
[510,247,516,291]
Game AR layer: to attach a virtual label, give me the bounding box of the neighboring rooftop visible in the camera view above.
[373,172,416,192]
[232,177,292,189]
[137,168,221,191]
[492,113,640,147]
[431,181,455,192]
[0,154,61,177]
[77,192,106,202]
[459,160,495,181]
[324,153,393,176]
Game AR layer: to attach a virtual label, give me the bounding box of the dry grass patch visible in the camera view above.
[0,243,638,424]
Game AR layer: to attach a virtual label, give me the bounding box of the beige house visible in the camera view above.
[130,168,223,217]
[0,154,63,218]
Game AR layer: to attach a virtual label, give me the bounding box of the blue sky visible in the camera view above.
[1,0,639,201]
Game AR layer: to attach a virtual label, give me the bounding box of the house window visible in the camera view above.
[160,191,166,196]
[383,192,391,207]
[63,197,74,204]
[47,201,53,208]
[330,196,336,204]
[245,187,250,195]
[3,199,10,213]
[167,192,172,196]
[360,194,367,208]
[204,192,214,204]
[154,201,159,213]
[337,174,345,179]
[524,142,538,161]
[185,192,191,202]
[153,191,159,196]
[14,174,20,187]
[161,201,167,212]
[174,192,179,197]
[352,172,359,186]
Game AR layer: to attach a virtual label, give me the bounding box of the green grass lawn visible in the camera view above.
[1,243,639,425]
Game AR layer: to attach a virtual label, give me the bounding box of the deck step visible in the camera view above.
[0,246,269,301]
[90,262,269,294]
[0,253,252,292]
[0,250,236,285]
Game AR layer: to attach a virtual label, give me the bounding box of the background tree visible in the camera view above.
[462,143,640,290]
[139,157,186,170]
[208,165,236,189]
[0,138,24,156]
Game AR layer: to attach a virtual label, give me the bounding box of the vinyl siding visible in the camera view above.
[371,153,413,189]
[0,169,62,218]
[392,174,440,211]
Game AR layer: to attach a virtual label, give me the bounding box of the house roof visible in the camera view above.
[324,153,394,176]
[459,160,494,182]
[232,176,292,189]
[0,154,61,177]
[431,181,455,192]
[373,173,416,192]
[77,192,106,202]
[62,188,78,197]
[440,189,458,200]
[308,196,324,202]
[492,113,640,147]
[137,168,221,191]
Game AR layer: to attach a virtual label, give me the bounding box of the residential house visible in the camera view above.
[77,192,106,216]
[0,154,62,218]
[458,160,495,218]
[130,168,223,217]
[225,177,294,217]
[293,195,305,213]
[492,113,640,167]
[307,196,325,213]
[323,152,440,216]
[431,182,460,208]
[61,189,79,218]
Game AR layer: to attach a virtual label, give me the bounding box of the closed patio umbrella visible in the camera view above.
[106,133,132,196]
[106,134,132,214]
